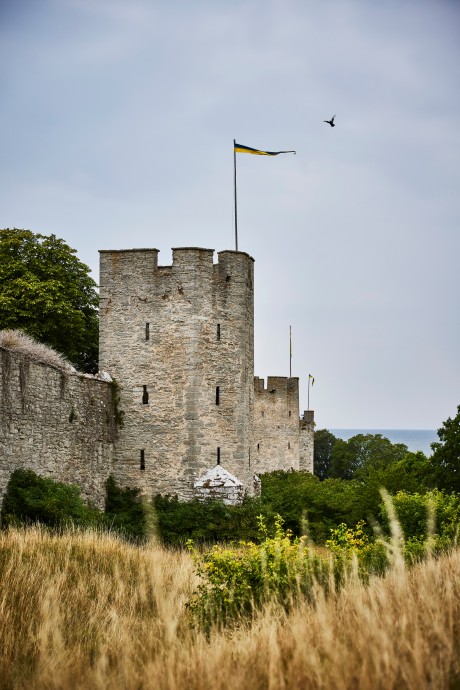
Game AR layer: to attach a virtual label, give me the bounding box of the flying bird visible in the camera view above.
[324,115,336,127]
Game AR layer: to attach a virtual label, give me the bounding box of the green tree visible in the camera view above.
[329,434,409,480]
[313,429,338,480]
[363,451,432,495]
[260,470,369,543]
[0,228,98,372]
[429,405,460,492]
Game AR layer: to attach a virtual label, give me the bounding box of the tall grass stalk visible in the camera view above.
[0,526,458,689]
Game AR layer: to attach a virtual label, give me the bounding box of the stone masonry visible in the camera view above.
[0,245,314,508]
[99,248,255,500]
[194,464,244,505]
[299,410,315,473]
[0,348,115,508]
[253,377,301,473]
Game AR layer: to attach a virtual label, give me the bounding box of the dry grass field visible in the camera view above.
[0,527,459,690]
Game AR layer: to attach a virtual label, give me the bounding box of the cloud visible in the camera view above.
[1,0,459,427]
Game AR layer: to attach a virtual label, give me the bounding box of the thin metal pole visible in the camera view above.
[233,139,238,251]
[307,376,310,411]
[289,325,292,378]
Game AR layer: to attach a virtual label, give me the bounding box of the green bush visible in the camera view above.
[104,475,154,543]
[325,520,389,579]
[260,470,376,542]
[380,489,460,544]
[187,515,331,631]
[0,469,102,528]
[323,491,460,577]
[153,494,265,545]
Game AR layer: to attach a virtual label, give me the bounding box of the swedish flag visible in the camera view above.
[234,142,296,156]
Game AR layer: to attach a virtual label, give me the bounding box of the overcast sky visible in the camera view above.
[1,0,459,429]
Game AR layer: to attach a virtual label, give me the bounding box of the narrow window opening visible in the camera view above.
[289,410,291,417]
[145,322,150,340]
[215,386,220,405]
[248,451,251,468]
[226,275,231,282]
[217,323,221,340]
[217,447,221,465]
[288,442,291,450]
[142,385,149,404]
[257,443,260,451]
[261,410,264,418]
[140,449,145,470]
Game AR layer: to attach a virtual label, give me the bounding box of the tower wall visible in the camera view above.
[299,410,315,473]
[253,376,300,474]
[99,247,254,500]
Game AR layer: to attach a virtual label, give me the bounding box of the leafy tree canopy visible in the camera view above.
[430,405,460,492]
[0,228,98,372]
[329,433,410,481]
[313,428,338,480]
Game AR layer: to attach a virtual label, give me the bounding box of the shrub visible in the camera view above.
[187,515,330,631]
[0,469,101,529]
[326,520,369,552]
[153,494,265,545]
[260,470,374,542]
[0,329,74,373]
[380,489,460,545]
[105,476,149,543]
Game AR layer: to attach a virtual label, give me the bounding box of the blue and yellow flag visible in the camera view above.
[309,374,315,386]
[234,142,296,156]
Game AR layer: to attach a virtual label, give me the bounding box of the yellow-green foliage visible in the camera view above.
[188,504,460,632]
[187,515,332,630]
[326,519,369,552]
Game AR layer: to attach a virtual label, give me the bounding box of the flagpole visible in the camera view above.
[233,139,238,251]
[308,375,310,411]
[289,325,292,377]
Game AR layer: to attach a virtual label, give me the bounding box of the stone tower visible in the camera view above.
[253,376,301,474]
[299,410,315,473]
[99,247,255,499]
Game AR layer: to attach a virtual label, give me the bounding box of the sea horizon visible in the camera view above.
[329,428,438,457]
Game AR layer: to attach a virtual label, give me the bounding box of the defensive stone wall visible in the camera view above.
[0,244,314,509]
[99,247,255,500]
[253,376,300,473]
[299,410,315,473]
[0,347,116,508]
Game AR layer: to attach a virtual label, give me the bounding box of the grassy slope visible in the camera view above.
[0,527,459,690]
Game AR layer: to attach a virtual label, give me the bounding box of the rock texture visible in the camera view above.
[0,245,315,509]
[99,247,255,500]
[253,377,301,473]
[299,410,315,473]
[194,464,244,505]
[0,347,115,508]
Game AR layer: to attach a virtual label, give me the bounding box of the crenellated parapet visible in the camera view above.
[99,247,255,500]
[0,243,315,509]
[253,376,300,474]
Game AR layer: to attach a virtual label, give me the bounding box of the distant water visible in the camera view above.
[329,429,438,457]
